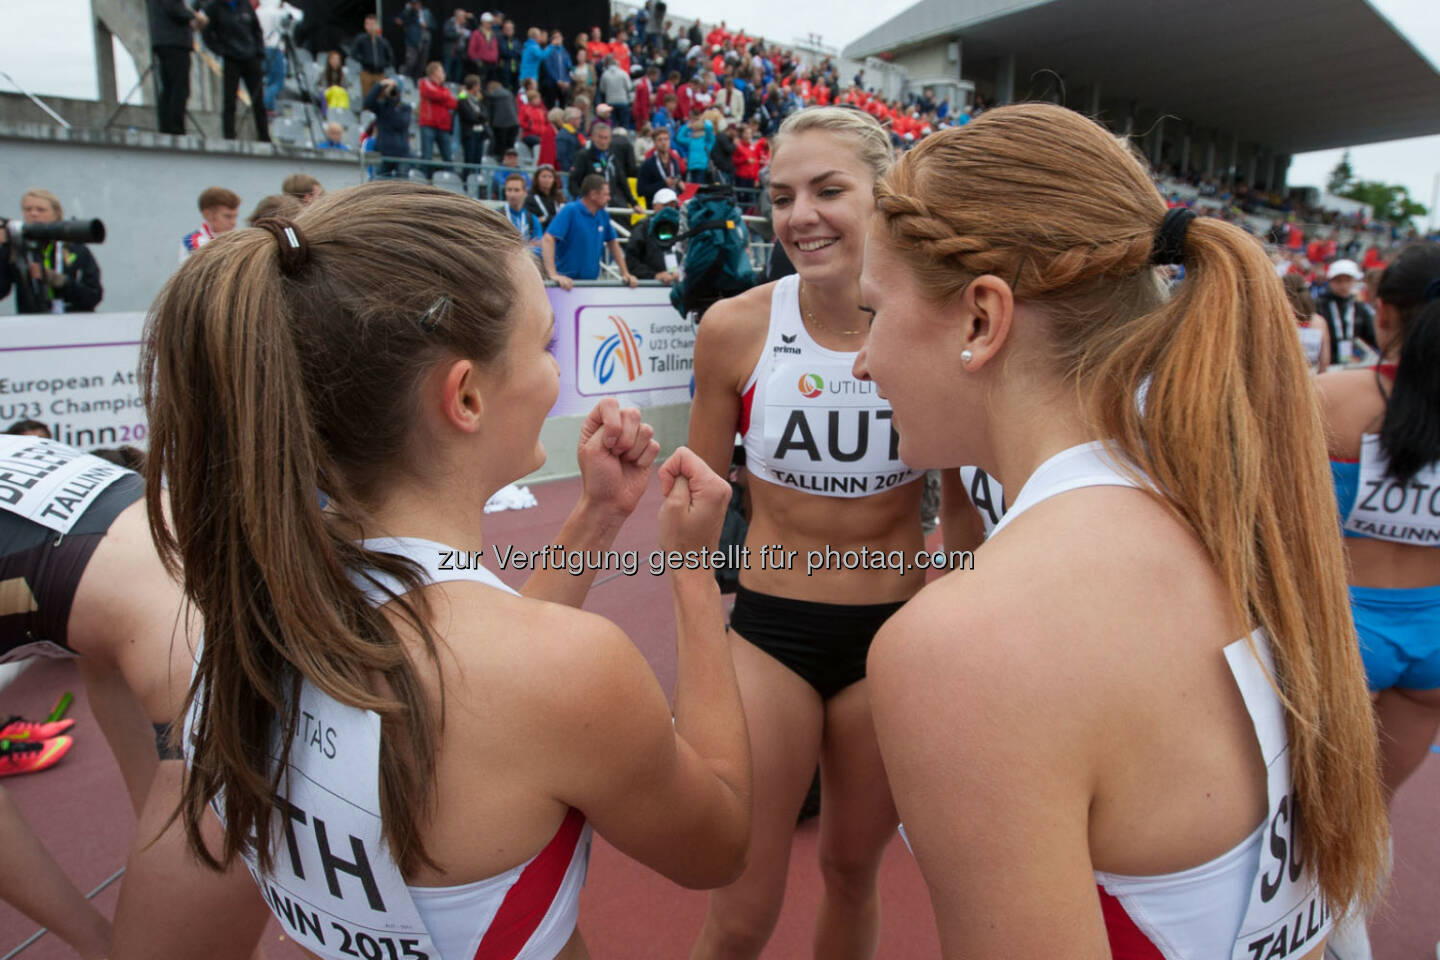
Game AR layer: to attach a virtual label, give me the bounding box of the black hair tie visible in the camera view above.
[255,218,311,277]
[1425,278,1440,303]
[1150,208,1195,267]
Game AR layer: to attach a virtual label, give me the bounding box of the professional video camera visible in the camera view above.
[2,218,107,248]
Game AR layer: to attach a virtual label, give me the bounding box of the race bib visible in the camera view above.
[1225,636,1332,960]
[0,436,131,534]
[1296,327,1324,369]
[757,359,919,497]
[1343,434,1440,545]
[957,466,1006,536]
[229,683,440,960]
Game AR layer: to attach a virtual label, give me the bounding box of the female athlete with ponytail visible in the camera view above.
[858,103,1388,957]
[1316,246,1440,954]
[687,106,940,960]
[134,181,750,960]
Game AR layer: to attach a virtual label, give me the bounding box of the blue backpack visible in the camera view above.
[670,186,755,318]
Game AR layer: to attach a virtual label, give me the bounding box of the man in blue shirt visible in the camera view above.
[542,174,639,289]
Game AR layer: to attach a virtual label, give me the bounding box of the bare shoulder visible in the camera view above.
[694,281,778,388]
[873,486,1214,711]
[1314,368,1385,455]
[425,582,651,713]
[697,281,776,348]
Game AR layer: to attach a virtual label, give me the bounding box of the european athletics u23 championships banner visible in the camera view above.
[0,287,690,445]
[545,285,695,416]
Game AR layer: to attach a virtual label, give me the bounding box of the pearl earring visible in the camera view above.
[960,350,973,365]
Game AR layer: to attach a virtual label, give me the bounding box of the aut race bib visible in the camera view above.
[0,436,131,534]
[206,681,441,960]
[756,359,920,497]
[1224,636,1332,960]
[1343,434,1440,546]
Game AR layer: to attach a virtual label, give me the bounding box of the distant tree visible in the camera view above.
[1326,151,1354,195]
[1339,180,1428,227]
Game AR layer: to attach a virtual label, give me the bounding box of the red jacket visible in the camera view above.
[733,139,768,180]
[519,101,548,139]
[537,121,557,167]
[675,85,694,120]
[609,41,631,73]
[633,78,652,128]
[419,78,458,130]
[467,30,498,65]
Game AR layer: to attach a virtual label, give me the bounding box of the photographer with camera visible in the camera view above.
[623,187,680,284]
[0,190,104,315]
[363,76,414,177]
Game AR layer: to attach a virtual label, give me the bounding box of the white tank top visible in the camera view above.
[184,536,590,960]
[1342,434,1440,546]
[738,275,921,498]
[995,443,1333,959]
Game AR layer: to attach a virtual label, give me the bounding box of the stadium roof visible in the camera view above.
[842,0,1440,155]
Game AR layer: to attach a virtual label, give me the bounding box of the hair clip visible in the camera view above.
[418,296,451,333]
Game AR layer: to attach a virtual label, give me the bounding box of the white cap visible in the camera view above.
[480,11,494,21]
[653,188,679,206]
[1327,259,1360,280]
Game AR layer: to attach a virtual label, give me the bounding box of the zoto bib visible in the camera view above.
[1343,434,1440,546]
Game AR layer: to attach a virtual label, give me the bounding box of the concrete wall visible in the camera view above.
[1,122,366,314]
[894,40,953,84]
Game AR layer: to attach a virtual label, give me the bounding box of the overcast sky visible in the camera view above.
[3,0,1437,226]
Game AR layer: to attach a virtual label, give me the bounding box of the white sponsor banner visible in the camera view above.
[0,289,691,443]
[0,312,150,448]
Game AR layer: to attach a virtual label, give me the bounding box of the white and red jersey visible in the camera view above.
[991,444,1333,960]
[737,274,921,498]
[185,537,590,960]
[179,223,215,264]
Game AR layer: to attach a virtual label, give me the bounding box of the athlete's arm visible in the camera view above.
[545,449,750,888]
[521,399,659,608]
[868,574,1110,958]
[687,294,755,478]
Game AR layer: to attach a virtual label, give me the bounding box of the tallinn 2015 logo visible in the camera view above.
[593,315,645,385]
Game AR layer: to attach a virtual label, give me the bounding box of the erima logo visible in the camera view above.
[774,332,801,355]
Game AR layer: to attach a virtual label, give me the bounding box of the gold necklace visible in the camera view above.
[799,279,865,336]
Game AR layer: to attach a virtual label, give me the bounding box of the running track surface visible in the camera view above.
[1,476,1435,959]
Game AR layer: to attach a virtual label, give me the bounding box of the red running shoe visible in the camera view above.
[0,736,74,777]
[0,715,76,740]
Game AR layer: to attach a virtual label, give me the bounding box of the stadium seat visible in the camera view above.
[272,117,310,146]
[464,177,481,199]
[407,168,430,182]
[432,170,466,194]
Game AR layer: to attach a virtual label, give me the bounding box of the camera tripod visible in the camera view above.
[104,52,207,139]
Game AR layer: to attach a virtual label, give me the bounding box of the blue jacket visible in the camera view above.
[650,106,674,136]
[675,120,714,173]
[554,125,581,172]
[364,82,413,158]
[542,44,573,85]
[519,38,543,82]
